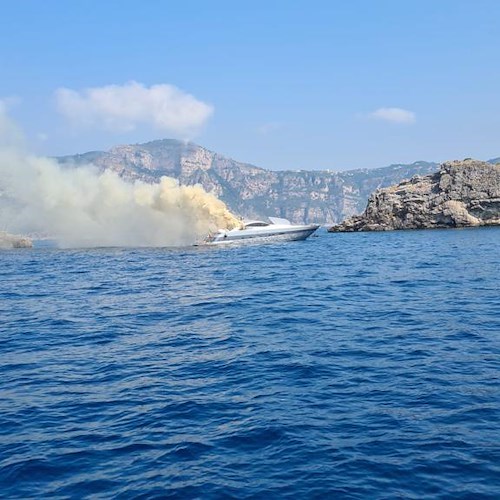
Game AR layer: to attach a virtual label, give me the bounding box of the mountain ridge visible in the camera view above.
[57,139,498,224]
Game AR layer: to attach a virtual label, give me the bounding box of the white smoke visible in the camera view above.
[0,111,239,248]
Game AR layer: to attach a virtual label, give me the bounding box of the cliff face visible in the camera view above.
[57,139,438,224]
[329,159,500,232]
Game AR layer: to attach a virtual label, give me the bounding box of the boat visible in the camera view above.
[204,217,320,245]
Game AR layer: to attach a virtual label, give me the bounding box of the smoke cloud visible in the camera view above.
[0,112,239,248]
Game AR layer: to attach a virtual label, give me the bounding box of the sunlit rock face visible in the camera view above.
[57,139,439,224]
[329,159,500,232]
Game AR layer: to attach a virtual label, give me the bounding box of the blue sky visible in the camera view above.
[1,0,499,170]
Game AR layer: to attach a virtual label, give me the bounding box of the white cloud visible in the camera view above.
[55,81,214,137]
[369,107,416,124]
[258,121,283,135]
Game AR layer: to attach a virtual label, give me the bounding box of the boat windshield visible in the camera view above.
[244,221,269,228]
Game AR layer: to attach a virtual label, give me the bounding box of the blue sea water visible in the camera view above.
[0,228,499,499]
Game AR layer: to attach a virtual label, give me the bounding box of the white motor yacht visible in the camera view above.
[204,217,320,245]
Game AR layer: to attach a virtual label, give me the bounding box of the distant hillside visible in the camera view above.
[57,139,441,223]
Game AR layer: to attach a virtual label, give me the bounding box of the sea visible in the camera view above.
[1,227,499,499]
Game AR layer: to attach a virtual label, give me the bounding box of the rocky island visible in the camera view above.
[0,231,33,249]
[328,159,500,232]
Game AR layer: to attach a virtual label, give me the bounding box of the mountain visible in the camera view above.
[57,139,441,223]
[329,159,500,232]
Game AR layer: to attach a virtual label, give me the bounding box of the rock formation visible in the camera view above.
[57,139,439,224]
[328,159,500,232]
[0,231,32,249]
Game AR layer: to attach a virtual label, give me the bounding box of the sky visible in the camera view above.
[1,0,499,170]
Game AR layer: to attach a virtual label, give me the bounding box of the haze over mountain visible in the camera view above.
[57,139,443,224]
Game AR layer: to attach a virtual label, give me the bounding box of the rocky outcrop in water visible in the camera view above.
[57,139,439,224]
[328,159,500,232]
[0,231,32,249]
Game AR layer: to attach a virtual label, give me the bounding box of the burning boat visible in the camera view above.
[204,217,319,245]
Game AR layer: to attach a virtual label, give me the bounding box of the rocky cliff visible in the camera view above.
[328,159,500,232]
[57,139,439,224]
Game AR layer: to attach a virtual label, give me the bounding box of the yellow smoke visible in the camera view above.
[0,113,241,248]
[145,177,241,234]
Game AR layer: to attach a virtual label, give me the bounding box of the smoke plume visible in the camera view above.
[0,112,240,247]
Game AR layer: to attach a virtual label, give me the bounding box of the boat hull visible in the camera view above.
[207,225,320,245]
